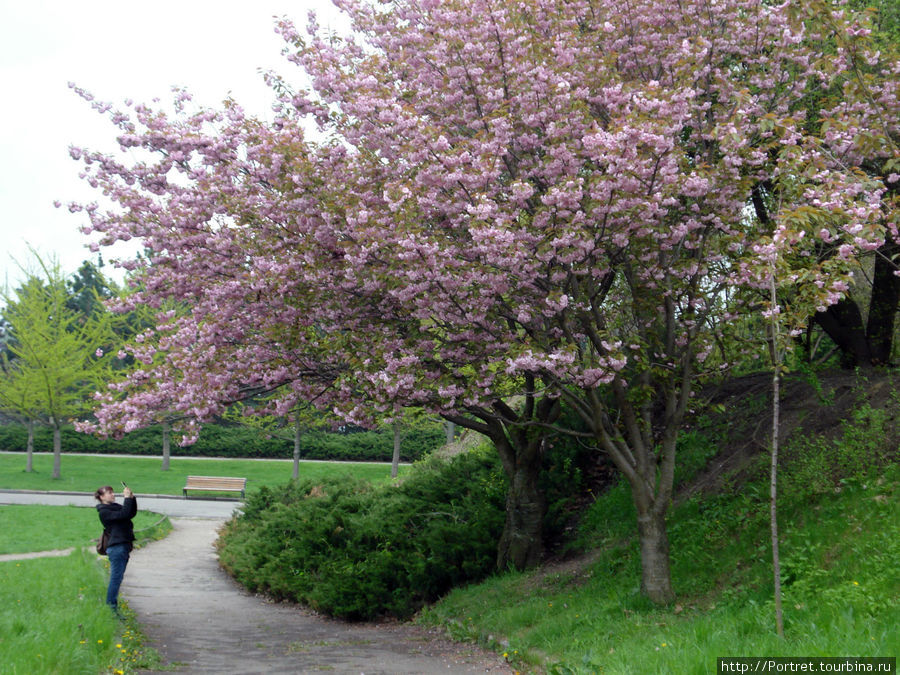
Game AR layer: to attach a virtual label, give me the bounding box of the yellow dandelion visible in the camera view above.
[853,581,859,586]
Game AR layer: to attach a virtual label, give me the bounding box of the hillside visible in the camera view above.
[418,368,900,674]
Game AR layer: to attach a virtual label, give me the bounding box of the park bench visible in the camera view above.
[183,475,247,499]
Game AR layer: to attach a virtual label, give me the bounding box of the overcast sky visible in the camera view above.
[0,0,347,290]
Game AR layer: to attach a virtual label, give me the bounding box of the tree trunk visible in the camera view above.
[26,419,34,473]
[494,431,545,571]
[445,421,456,445]
[771,368,785,637]
[391,424,401,479]
[441,390,559,571]
[769,274,785,637]
[635,508,675,604]
[161,422,171,471]
[496,454,545,570]
[293,415,302,480]
[814,300,872,368]
[866,241,900,365]
[51,420,61,480]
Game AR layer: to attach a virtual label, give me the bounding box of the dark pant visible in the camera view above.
[106,543,130,609]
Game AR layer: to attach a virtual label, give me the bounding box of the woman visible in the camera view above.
[94,484,137,615]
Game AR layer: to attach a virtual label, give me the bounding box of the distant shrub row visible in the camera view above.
[216,448,507,620]
[0,422,445,463]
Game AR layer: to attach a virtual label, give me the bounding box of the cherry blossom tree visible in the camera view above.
[274,0,889,601]
[70,0,893,603]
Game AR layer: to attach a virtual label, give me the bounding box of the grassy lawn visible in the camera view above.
[0,505,165,555]
[0,452,406,496]
[1,552,131,674]
[0,506,171,674]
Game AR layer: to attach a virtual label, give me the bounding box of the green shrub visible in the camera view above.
[217,448,507,620]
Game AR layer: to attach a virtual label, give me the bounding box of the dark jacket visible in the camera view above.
[96,497,137,550]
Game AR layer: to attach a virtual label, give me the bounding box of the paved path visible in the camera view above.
[0,546,78,562]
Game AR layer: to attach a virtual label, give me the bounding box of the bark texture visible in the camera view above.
[635,511,675,604]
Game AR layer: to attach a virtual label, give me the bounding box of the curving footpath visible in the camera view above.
[0,492,512,674]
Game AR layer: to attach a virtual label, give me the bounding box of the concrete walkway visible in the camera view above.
[0,492,511,674]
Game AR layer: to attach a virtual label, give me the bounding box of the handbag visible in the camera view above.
[96,529,110,556]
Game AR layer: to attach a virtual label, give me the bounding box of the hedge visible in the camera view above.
[0,422,445,463]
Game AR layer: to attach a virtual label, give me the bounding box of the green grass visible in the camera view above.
[0,451,407,496]
[0,550,164,674]
[0,505,171,674]
[0,505,166,555]
[419,464,899,673]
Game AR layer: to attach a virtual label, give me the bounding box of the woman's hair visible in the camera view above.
[94,486,113,502]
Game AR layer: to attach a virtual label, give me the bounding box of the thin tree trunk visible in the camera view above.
[26,419,34,473]
[51,419,61,479]
[771,366,784,638]
[293,415,302,480]
[161,422,171,471]
[391,423,401,479]
[445,421,456,445]
[769,275,785,638]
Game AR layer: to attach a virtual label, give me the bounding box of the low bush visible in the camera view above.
[0,421,445,462]
[216,447,507,620]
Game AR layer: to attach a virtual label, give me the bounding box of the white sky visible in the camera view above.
[0,0,347,290]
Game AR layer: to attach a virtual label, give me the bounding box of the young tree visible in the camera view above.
[0,355,43,472]
[1,257,117,478]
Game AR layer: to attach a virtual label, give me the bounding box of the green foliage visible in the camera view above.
[781,401,895,499]
[0,258,119,429]
[217,448,507,620]
[0,420,444,462]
